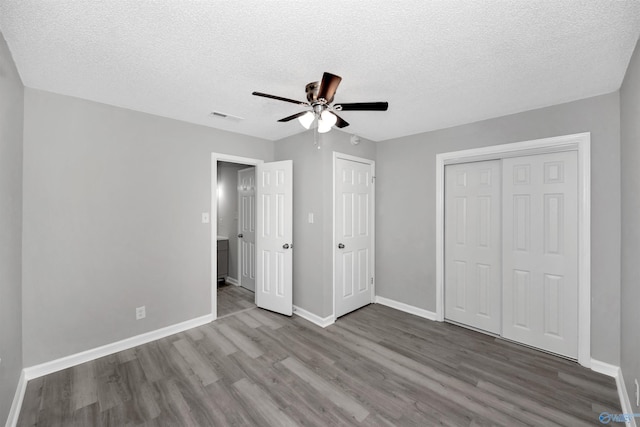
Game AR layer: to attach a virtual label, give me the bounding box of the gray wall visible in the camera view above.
[620,36,640,411]
[274,130,376,318]
[376,92,621,364]
[217,161,253,282]
[0,31,24,424]
[22,89,273,366]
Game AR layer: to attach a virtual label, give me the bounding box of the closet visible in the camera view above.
[444,150,578,359]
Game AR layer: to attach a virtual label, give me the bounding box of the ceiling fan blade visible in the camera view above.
[317,72,342,103]
[252,91,308,106]
[333,113,349,128]
[335,102,389,111]
[277,111,308,122]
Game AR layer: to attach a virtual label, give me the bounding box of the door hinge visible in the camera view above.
[372,176,376,183]
[371,277,374,284]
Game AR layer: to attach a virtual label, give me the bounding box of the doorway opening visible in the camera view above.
[216,161,256,318]
[211,154,263,320]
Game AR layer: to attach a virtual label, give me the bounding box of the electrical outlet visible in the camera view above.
[635,379,639,407]
[136,306,146,320]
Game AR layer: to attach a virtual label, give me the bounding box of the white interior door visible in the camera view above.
[335,157,374,318]
[502,151,578,358]
[238,167,256,292]
[256,160,293,316]
[444,160,502,334]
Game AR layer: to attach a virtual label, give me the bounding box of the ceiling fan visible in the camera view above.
[252,72,388,133]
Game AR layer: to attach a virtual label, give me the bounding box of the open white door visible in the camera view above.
[256,160,293,316]
[238,167,256,292]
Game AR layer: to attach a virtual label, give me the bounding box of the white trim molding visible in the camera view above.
[225,276,240,286]
[375,296,438,321]
[591,359,621,377]
[591,360,637,427]
[293,305,335,328]
[23,314,213,381]
[618,370,638,427]
[435,132,591,367]
[5,370,27,427]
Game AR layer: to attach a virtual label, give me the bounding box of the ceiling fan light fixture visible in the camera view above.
[317,119,332,133]
[320,110,337,127]
[317,110,336,133]
[298,111,315,129]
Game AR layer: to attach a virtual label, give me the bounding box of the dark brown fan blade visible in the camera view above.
[317,72,342,103]
[335,102,389,111]
[277,111,308,122]
[252,92,308,106]
[333,113,349,128]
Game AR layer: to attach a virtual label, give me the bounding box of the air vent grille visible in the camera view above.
[209,111,244,122]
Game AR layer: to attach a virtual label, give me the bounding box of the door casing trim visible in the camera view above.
[435,132,591,367]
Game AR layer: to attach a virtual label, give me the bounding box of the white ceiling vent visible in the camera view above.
[209,111,244,122]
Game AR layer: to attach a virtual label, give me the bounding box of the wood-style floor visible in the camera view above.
[17,302,620,426]
[217,283,256,318]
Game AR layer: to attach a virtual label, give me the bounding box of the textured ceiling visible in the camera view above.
[1,1,640,142]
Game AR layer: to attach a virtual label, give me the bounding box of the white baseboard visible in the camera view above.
[225,276,239,286]
[293,305,335,328]
[5,370,27,427]
[23,313,213,381]
[591,359,637,427]
[617,369,637,427]
[374,296,438,321]
[591,359,620,377]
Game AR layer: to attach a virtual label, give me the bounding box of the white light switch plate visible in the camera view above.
[308,213,314,224]
[202,213,210,223]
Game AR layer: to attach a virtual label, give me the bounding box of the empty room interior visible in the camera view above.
[2,2,640,426]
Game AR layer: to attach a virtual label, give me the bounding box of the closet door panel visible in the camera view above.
[444,160,501,334]
[502,151,578,358]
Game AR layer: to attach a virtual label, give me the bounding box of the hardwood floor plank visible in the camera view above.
[201,324,239,356]
[280,356,370,422]
[16,377,44,426]
[217,283,256,318]
[154,378,200,426]
[70,361,97,411]
[173,338,220,385]
[205,379,260,426]
[235,310,263,328]
[69,402,99,427]
[233,378,299,427]
[217,321,264,359]
[245,307,285,329]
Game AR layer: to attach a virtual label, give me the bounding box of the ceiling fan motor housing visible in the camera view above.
[306,81,334,104]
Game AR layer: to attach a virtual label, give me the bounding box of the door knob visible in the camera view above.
[283,243,290,249]
[338,243,345,249]
[237,234,243,238]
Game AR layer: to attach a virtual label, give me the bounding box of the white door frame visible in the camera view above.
[332,152,376,319]
[211,153,264,320]
[435,132,591,367]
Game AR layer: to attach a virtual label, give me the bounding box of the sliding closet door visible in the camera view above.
[444,160,502,334]
[502,151,578,358]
